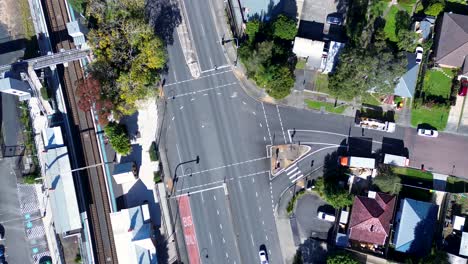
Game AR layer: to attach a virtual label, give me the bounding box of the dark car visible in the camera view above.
[326,14,343,25]
[459,79,468,96]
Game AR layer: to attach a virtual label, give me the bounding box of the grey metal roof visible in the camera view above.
[460,232,468,257]
[434,13,468,67]
[45,146,81,234]
[393,198,438,256]
[240,0,282,21]
[394,54,419,98]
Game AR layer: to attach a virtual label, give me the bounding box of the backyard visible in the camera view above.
[384,5,400,42]
[314,73,330,94]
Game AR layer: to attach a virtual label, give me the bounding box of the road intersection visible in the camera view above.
[161,0,468,263]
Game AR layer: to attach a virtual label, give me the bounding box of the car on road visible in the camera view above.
[326,14,343,25]
[459,79,468,96]
[417,128,438,138]
[259,249,269,264]
[317,211,336,222]
[415,47,424,64]
[0,245,5,263]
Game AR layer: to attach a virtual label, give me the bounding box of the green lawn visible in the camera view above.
[399,185,433,201]
[384,6,400,42]
[423,69,455,98]
[411,105,449,130]
[305,99,347,114]
[315,73,329,94]
[394,167,433,180]
[361,93,381,106]
[398,0,417,14]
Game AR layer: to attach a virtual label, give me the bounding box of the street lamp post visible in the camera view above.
[169,155,199,197]
[221,35,239,66]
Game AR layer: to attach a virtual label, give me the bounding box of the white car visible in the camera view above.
[259,250,269,264]
[318,211,336,222]
[417,128,438,138]
[415,47,424,64]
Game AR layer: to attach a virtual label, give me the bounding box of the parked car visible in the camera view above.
[259,249,269,264]
[317,211,336,222]
[459,79,468,96]
[417,128,438,138]
[415,47,424,64]
[326,14,343,25]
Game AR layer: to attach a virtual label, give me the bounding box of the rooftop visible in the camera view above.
[110,204,157,264]
[348,192,396,246]
[460,232,468,257]
[434,13,468,69]
[393,198,438,255]
[44,146,81,234]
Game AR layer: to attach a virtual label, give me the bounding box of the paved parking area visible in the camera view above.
[294,193,334,241]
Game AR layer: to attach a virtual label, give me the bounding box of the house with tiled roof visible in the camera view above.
[348,191,396,247]
[433,12,468,79]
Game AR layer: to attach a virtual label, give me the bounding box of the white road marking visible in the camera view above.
[237,180,243,192]
[289,170,301,180]
[251,234,255,246]
[259,123,263,128]
[177,180,224,192]
[201,124,205,128]
[236,171,269,180]
[169,82,237,98]
[178,157,268,178]
[292,174,304,183]
[201,192,205,203]
[264,136,266,141]
[252,178,255,183]
[214,195,217,201]
[286,167,298,175]
[231,92,237,98]
[223,238,226,245]
[171,116,175,121]
[217,210,220,215]
[203,93,208,96]
[266,235,269,241]
[170,185,225,198]
[259,206,262,212]
[242,101,246,105]
[209,232,213,245]
[262,221,265,225]
[255,192,258,197]
[190,98,195,101]
[252,111,256,115]
[219,224,223,230]
[277,105,287,143]
[200,65,231,73]
[261,102,273,145]
[164,69,232,87]
[217,92,222,95]
[180,106,184,110]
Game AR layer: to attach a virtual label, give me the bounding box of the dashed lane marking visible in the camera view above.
[177,157,268,178]
[262,102,273,145]
[169,82,236,98]
[164,69,232,87]
[277,105,287,143]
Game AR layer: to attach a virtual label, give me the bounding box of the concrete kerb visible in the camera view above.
[155,97,187,264]
[175,0,200,78]
[270,145,312,179]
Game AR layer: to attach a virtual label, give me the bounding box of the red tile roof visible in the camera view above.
[348,192,396,245]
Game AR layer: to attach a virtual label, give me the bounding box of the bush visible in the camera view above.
[153,171,162,184]
[315,177,353,208]
[40,87,50,100]
[104,121,132,155]
[327,251,359,264]
[373,165,402,194]
[272,14,297,40]
[286,189,306,214]
[149,142,158,161]
[23,174,38,184]
[424,2,445,16]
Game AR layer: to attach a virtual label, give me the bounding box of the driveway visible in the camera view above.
[294,192,334,241]
[446,95,465,133]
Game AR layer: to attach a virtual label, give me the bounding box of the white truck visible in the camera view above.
[357,117,396,133]
[339,156,376,169]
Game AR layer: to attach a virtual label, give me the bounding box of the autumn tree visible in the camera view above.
[87,0,167,117]
[76,75,113,125]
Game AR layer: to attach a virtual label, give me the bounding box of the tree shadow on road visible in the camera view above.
[145,0,182,45]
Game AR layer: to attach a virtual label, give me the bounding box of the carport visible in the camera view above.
[293,37,325,69]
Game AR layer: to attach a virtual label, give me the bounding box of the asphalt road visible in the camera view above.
[162,1,468,264]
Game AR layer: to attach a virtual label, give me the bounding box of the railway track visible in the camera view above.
[41,0,118,262]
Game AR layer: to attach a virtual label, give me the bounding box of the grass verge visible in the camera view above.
[394,167,433,181]
[315,73,329,94]
[411,105,449,130]
[305,99,346,114]
[296,59,306,70]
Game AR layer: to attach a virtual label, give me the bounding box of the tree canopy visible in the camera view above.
[87,0,167,118]
[316,177,354,209]
[373,165,402,194]
[424,1,445,16]
[239,17,296,99]
[328,41,406,99]
[104,121,132,155]
[327,252,359,264]
[272,15,298,40]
